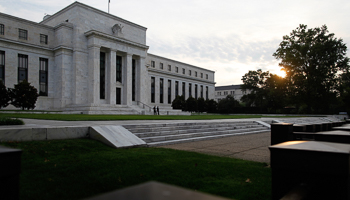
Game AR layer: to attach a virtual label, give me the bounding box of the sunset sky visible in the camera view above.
[1,0,349,85]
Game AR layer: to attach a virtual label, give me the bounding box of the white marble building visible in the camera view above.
[215,85,248,102]
[0,2,215,114]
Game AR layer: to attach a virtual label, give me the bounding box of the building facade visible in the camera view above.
[0,2,215,114]
[215,85,247,102]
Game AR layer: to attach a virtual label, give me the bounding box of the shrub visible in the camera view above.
[0,117,24,125]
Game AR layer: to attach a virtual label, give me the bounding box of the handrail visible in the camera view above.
[136,101,152,112]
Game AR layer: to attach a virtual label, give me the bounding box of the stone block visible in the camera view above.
[47,127,89,140]
[271,123,293,145]
[269,141,350,200]
[0,145,22,200]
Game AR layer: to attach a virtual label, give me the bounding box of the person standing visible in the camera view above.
[157,106,160,115]
[153,106,157,115]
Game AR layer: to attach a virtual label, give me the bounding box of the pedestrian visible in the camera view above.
[153,106,157,115]
[157,106,160,115]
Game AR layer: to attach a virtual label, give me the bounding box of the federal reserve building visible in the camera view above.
[0,2,215,114]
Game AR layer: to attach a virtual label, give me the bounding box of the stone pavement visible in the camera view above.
[159,131,271,163]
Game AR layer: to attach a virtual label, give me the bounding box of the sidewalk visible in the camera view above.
[159,131,271,163]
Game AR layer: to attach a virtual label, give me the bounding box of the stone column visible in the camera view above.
[171,80,175,103]
[138,56,147,104]
[107,50,116,104]
[87,45,100,104]
[124,53,133,106]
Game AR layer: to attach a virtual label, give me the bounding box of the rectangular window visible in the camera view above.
[160,63,163,69]
[206,86,208,100]
[182,68,185,74]
[175,81,179,97]
[151,77,155,103]
[182,82,185,98]
[0,51,4,83]
[200,85,203,98]
[189,70,192,76]
[195,71,197,77]
[19,29,27,40]
[206,74,208,79]
[18,54,28,83]
[168,80,171,104]
[151,60,155,68]
[195,84,198,99]
[160,78,164,103]
[189,83,192,97]
[0,24,4,35]
[40,34,48,44]
[231,91,234,95]
[175,67,178,73]
[100,52,106,99]
[168,65,171,71]
[201,73,203,78]
[116,55,122,82]
[132,59,136,101]
[39,58,48,96]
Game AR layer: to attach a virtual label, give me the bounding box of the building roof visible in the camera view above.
[215,84,243,91]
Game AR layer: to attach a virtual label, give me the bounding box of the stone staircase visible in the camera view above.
[123,121,270,146]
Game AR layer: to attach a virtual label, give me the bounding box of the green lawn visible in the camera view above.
[0,112,309,121]
[0,113,265,121]
[1,139,271,200]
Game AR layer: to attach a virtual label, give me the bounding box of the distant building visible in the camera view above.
[0,2,215,114]
[215,84,248,102]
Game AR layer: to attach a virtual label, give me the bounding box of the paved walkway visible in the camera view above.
[159,131,271,163]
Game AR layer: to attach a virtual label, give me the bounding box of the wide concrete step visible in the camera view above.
[123,121,252,129]
[147,129,268,147]
[125,122,261,133]
[141,127,267,143]
[134,125,265,138]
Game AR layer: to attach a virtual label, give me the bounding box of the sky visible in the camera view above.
[1,0,349,86]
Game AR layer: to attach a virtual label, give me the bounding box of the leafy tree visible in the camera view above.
[241,69,270,108]
[0,81,11,109]
[10,80,39,110]
[197,97,207,113]
[206,99,218,113]
[172,95,185,110]
[264,74,288,113]
[273,24,350,113]
[186,96,197,112]
[217,95,241,114]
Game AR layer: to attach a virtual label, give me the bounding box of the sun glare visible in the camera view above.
[275,69,286,78]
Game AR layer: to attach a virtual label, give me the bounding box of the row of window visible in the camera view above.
[217,91,235,95]
[0,51,48,96]
[151,77,209,104]
[151,60,209,79]
[0,24,48,44]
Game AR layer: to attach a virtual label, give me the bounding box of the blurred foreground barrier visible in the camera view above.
[271,123,293,145]
[269,141,350,200]
[0,145,22,200]
[85,181,231,200]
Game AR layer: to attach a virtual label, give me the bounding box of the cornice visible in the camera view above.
[0,37,52,51]
[84,30,149,50]
[40,1,147,31]
[148,68,215,84]
[147,53,215,73]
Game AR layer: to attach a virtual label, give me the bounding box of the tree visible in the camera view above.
[172,95,185,110]
[206,99,218,113]
[186,96,197,112]
[10,80,39,110]
[217,95,241,114]
[273,24,350,113]
[197,97,207,113]
[241,69,270,108]
[0,81,11,109]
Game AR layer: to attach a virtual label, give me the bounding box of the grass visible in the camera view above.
[0,113,266,121]
[0,112,309,121]
[1,139,271,200]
